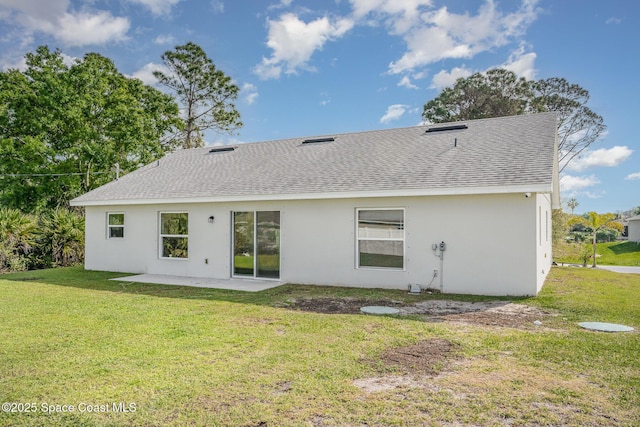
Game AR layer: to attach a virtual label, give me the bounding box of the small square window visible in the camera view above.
[107,213,124,239]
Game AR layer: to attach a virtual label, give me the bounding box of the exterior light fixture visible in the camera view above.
[208,216,215,223]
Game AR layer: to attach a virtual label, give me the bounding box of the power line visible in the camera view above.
[0,171,111,177]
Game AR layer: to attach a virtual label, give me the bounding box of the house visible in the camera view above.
[628,215,640,243]
[71,112,560,296]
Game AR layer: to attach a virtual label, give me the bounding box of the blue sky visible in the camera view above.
[0,0,638,214]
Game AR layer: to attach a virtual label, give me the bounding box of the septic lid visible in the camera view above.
[578,322,634,332]
[360,306,400,315]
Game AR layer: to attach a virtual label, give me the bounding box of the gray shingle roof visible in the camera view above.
[71,112,558,205]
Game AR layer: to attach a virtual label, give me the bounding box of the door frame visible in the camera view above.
[231,210,281,280]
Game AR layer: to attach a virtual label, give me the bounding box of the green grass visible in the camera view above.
[0,267,638,426]
[594,241,640,265]
[556,241,640,266]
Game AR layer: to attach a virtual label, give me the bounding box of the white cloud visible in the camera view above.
[154,34,175,45]
[52,12,130,46]
[560,175,600,192]
[565,146,633,172]
[130,62,170,85]
[254,13,354,79]
[501,43,537,80]
[606,17,621,25]
[0,0,68,22]
[210,0,224,14]
[319,91,331,106]
[430,66,472,89]
[0,0,130,46]
[386,0,540,74]
[380,104,408,123]
[126,0,182,16]
[242,83,259,105]
[625,172,640,181]
[350,0,433,34]
[398,75,419,89]
[268,0,293,10]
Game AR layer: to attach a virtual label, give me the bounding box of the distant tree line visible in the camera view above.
[0,43,241,271]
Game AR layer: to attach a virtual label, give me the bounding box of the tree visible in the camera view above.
[570,212,616,268]
[154,42,242,149]
[530,77,606,171]
[566,198,579,215]
[422,69,606,172]
[0,46,181,210]
[422,69,531,123]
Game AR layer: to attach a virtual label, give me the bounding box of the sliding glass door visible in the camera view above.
[233,211,280,279]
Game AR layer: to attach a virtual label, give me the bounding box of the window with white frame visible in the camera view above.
[357,209,404,269]
[159,212,189,259]
[107,213,124,238]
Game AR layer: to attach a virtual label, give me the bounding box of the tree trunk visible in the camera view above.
[591,232,597,268]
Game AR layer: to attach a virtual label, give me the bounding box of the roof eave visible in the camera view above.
[70,183,554,207]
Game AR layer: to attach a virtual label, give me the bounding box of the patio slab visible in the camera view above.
[111,274,283,292]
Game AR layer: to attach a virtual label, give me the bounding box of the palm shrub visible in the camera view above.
[40,208,85,267]
[0,208,38,271]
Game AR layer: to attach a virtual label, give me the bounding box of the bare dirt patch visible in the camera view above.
[355,338,459,393]
[379,338,458,375]
[286,297,551,329]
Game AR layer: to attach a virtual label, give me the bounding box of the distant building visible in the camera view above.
[628,215,640,243]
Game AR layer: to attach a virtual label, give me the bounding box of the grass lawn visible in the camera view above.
[556,241,640,266]
[1,267,638,426]
[594,241,640,266]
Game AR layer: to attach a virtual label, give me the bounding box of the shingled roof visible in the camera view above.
[71,112,558,206]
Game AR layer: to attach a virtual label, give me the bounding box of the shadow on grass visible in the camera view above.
[608,241,640,255]
[2,266,522,310]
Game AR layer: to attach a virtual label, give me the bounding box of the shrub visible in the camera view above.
[0,208,38,272]
[40,208,85,267]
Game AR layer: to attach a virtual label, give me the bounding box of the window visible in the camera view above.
[546,210,549,243]
[107,213,124,238]
[357,209,404,269]
[233,211,281,279]
[160,212,188,259]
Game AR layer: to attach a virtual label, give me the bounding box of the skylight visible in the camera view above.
[301,137,335,145]
[425,124,468,133]
[208,146,236,153]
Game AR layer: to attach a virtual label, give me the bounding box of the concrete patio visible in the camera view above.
[111,274,284,292]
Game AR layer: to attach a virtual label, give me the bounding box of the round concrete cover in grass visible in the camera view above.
[361,306,400,315]
[579,322,634,332]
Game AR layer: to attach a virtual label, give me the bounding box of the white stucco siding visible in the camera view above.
[406,194,538,296]
[84,192,547,295]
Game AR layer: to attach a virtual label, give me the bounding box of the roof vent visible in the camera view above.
[301,137,335,145]
[208,146,236,153]
[425,124,468,133]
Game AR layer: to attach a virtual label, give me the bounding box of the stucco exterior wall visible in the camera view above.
[85,192,551,296]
